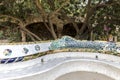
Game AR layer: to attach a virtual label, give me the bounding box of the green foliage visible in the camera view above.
[0,0,120,41]
[0,30,4,39]
[6,27,21,42]
[63,0,86,16]
[0,0,38,20]
[40,0,69,13]
[91,1,120,38]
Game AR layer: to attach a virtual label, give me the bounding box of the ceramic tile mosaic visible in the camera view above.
[49,36,120,53]
[1,36,120,64]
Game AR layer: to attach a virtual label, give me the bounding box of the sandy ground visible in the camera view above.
[56,71,114,80]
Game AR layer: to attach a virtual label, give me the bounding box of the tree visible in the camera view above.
[35,0,70,39]
[0,0,41,42]
[0,0,120,41]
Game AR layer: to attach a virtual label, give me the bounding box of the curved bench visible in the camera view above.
[1,52,120,80]
[0,42,51,63]
[0,36,120,64]
[1,36,120,80]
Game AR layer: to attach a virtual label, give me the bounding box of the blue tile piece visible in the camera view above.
[16,57,24,62]
[0,57,24,64]
[1,59,8,64]
[7,58,16,63]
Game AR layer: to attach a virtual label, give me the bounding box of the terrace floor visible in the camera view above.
[56,71,113,80]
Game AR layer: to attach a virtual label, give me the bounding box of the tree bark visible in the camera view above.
[19,25,41,41]
[21,30,26,42]
[79,0,92,36]
[48,14,57,39]
[0,14,42,41]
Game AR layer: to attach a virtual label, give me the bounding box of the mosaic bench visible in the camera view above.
[0,36,120,64]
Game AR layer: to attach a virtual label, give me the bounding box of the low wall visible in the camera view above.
[0,42,51,58]
[1,36,120,64]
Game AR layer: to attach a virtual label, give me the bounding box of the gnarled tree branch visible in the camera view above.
[0,14,41,41]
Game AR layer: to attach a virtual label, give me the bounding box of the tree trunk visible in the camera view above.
[72,22,80,34]
[90,30,93,40]
[19,23,41,41]
[21,30,26,42]
[48,15,57,39]
[55,17,64,38]
[57,24,63,38]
